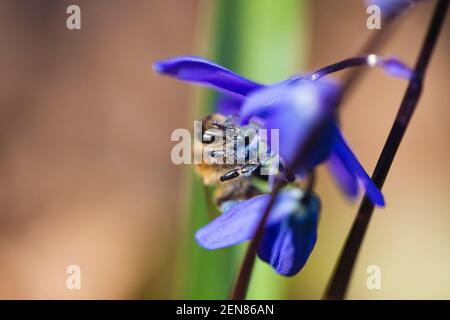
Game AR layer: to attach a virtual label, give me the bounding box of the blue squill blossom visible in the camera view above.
[195,189,320,276]
[154,55,413,206]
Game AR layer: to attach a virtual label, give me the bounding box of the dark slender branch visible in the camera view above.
[324,0,449,300]
[301,170,316,205]
[305,170,316,195]
[309,57,371,80]
[308,55,412,82]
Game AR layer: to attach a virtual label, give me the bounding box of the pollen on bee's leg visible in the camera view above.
[220,169,240,182]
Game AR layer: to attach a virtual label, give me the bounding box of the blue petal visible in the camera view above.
[266,107,337,175]
[333,131,385,207]
[257,194,320,276]
[239,78,329,124]
[216,95,244,116]
[195,192,298,250]
[327,153,359,199]
[153,56,263,96]
[365,0,416,20]
[244,81,341,171]
[379,58,413,80]
[239,83,290,124]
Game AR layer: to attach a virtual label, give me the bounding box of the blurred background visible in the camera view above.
[0,0,448,299]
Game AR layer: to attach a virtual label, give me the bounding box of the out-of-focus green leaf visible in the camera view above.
[177,0,309,299]
[238,0,309,300]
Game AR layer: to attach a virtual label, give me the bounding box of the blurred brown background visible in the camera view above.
[0,0,448,299]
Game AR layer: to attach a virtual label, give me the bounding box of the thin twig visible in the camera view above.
[324,0,449,300]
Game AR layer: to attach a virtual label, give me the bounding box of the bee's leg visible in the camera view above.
[240,163,260,176]
[202,128,223,142]
[220,168,240,182]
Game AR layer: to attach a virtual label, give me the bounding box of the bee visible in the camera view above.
[194,113,266,207]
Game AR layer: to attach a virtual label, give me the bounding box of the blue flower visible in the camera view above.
[195,189,319,276]
[154,56,413,206]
